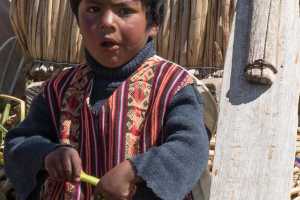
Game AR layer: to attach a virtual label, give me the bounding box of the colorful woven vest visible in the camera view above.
[42,55,194,199]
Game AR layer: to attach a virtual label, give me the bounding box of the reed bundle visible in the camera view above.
[156,0,234,69]
[10,0,234,77]
[9,0,84,80]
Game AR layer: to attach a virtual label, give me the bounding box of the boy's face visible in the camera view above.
[78,0,157,68]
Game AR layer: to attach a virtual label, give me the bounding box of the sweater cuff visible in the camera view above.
[4,137,59,200]
[130,154,170,200]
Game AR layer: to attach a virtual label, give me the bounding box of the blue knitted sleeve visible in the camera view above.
[131,84,209,200]
[4,94,59,200]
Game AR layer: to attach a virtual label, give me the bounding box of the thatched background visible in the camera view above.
[10,0,234,82]
[155,0,235,68]
[10,0,84,81]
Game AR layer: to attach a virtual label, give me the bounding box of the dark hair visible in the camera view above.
[69,0,164,27]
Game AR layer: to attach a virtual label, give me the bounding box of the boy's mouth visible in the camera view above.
[101,39,119,51]
[101,41,116,48]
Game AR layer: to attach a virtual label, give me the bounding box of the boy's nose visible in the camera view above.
[99,10,116,34]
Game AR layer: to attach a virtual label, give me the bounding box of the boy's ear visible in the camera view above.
[148,25,159,38]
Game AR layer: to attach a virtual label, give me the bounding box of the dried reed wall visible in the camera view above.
[155,0,234,68]
[10,0,84,80]
[10,0,234,80]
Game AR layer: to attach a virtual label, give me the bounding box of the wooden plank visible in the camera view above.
[209,0,300,199]
[244,1,281,85]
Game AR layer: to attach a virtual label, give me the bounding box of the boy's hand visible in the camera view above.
[94,160,138,200]
[44,146,82,183]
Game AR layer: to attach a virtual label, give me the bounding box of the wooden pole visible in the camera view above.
[210,0,300,199]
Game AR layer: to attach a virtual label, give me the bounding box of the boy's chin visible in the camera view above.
[100,56,131,69]
[99,57,125,69]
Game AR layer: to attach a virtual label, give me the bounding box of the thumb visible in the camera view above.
[71,154,82,182]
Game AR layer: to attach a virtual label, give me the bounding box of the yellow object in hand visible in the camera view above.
[0,152,100,186]
[80,171,100,186]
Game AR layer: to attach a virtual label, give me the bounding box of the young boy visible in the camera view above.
[4,0,209,199]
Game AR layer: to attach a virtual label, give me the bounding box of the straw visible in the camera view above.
[155,0,234,70]
[10,0,84,81]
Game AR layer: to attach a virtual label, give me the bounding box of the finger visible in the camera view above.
[93,191,107,200]
[49,151,71,181]
[44,155,55,176]
[128,184,137,200]
[71,153,82,182]
[48,166,62,181]
[46,166,58,180]
[94,181,108,200]
[93,193,105,200]
[55,156,67,180]
[45,158,59,180]
[93,181,102,197]
[63,156,73,181]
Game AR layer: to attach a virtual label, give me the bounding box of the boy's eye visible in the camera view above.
[117,8,134,17]
[87,6,100,13]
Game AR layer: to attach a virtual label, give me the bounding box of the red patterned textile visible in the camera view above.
[42,56,194,199]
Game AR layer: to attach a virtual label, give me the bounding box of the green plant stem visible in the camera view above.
[0,152,4,166]
[1,103,11,125]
